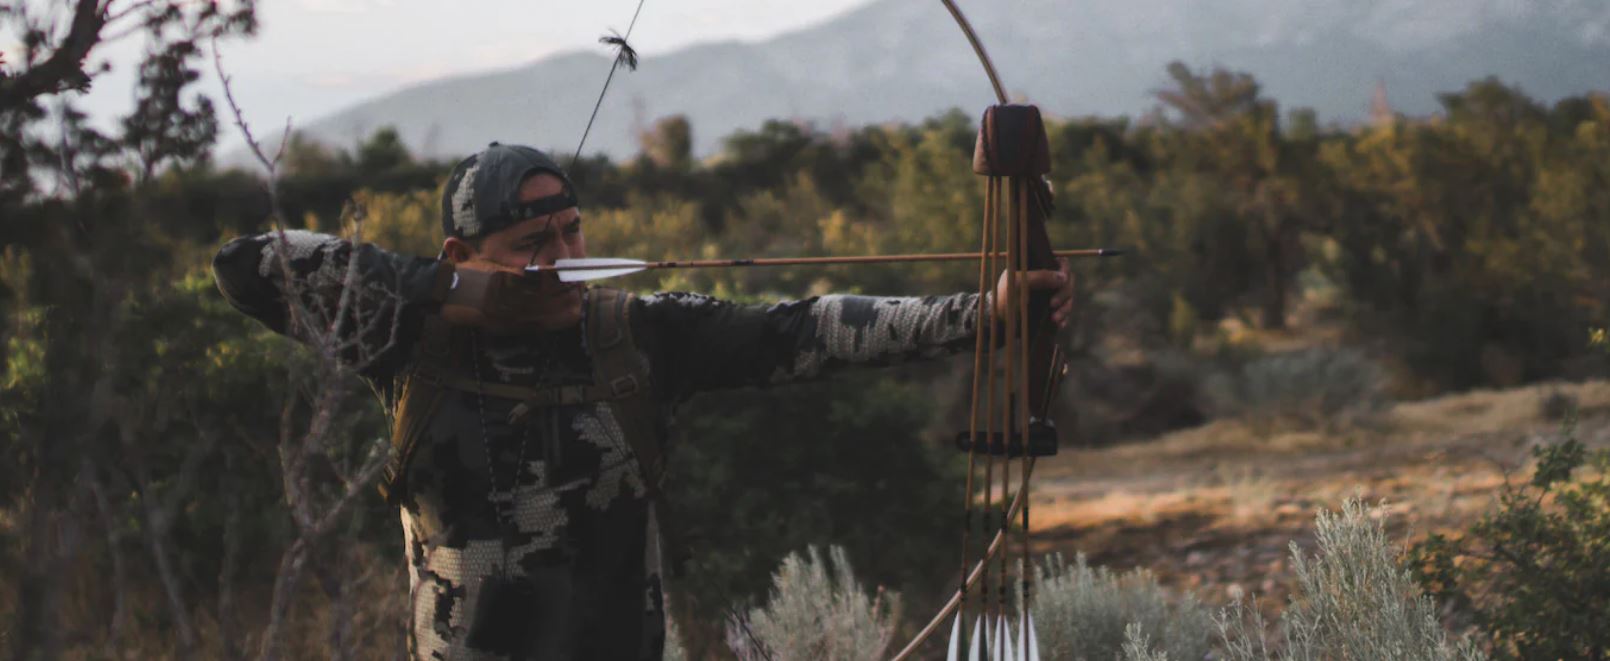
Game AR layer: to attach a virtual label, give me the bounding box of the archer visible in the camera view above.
[211,141,1075,659]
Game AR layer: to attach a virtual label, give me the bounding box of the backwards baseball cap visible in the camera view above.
[440,142,578,240]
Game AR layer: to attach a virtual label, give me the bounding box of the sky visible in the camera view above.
[38,0,873,145]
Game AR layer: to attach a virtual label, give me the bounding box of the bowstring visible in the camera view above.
[573,0,650,167]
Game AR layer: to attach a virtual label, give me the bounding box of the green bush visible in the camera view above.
[1408,419,1610,660]
[668,368,959,652]
[1034,553,1215,661]
[1205,347,1386,429]
[1122,622,1174,661]
[1219,499,1485,661]
[726,545,901,661]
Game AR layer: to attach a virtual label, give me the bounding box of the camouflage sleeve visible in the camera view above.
[633,291,986,400]
[211,229,449,377]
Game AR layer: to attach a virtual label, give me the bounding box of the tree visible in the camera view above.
[1153,61,1317,329]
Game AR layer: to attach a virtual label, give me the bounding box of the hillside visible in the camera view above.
[292,0,1610,160]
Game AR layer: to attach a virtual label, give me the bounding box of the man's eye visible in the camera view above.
[564,222,582,235]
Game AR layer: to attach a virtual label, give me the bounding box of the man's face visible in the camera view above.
[469,173,587,269]
[444,172,587,329]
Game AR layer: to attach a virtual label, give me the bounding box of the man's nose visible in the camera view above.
[533,242,573,269]
[553,237,577,260]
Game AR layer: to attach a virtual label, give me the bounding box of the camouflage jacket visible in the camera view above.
[212,230,986,660]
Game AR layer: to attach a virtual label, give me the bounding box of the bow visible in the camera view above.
[891,3,1067,659]
[571,3,1085,657]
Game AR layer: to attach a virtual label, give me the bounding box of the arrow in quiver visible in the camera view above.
[937,103,1066,661]
[954,104,1070,459]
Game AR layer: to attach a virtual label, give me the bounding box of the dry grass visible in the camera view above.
[6,543,409,661]
[1026,379,1610,618]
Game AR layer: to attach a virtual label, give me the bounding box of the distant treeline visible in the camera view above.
[282,64,1608,390]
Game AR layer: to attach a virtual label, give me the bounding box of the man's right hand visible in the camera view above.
[439,259,554,333]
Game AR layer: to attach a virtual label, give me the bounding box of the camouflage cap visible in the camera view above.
[440,142,578,240]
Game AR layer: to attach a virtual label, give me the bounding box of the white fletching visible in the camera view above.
[1024,612,1040,661]
[947,614,963,661]
[529,257,647,282]
[985,617,998,661]
[1002,617,1017,661]
[968,616,986,661]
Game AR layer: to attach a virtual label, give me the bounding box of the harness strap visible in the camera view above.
[378,316,456,506]
[583,288,665,493]
[378,288,665,502]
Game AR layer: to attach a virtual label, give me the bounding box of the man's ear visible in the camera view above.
[442,237,476,263]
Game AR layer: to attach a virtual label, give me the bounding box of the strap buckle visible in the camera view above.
[609,375,639,398]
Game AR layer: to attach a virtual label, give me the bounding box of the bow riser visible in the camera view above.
[955,105,1069,458]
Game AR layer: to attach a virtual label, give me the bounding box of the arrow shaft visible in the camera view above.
[542,249,1119,273]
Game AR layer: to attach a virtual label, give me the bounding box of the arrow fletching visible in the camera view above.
[528,257,648,282]
[946,614,963,661]
[1024,612,1040,661]
[969,616,986,661]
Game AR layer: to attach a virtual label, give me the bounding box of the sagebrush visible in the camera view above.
[1205,347,1386,429]
[726,545,901,661]
[1032,553,1215,661]
[1218,499,1485,661]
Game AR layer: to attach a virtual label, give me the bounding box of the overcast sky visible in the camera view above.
[51,0,873,145]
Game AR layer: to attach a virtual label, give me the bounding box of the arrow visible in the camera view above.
[526,249,1126,282]
[1022,612,1040,661]
[946,614,963,661]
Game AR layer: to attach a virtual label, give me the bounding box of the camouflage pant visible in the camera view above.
[400,479,665,660]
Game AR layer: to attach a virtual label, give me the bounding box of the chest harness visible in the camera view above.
[377,287,664,510]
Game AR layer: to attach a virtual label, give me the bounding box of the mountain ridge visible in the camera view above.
[288,0,1610,161]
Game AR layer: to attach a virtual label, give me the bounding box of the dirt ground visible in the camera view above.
[1022,379,1610,612]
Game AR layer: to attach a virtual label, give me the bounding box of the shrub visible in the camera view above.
[1034,553,1215,661]
[1219,499,1485,661]
[1122,622,1174,661]
[1205,347,1386,429]
[726,545,901,661]
[664,618,688,661]
[1408,419,1610,660]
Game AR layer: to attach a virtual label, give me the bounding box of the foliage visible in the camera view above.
[1121,622,1174,661]
[664,617,689,661]
[1204,347,1386,430]
[670,369,960,654]
[726,545,901,661]
[1408,420,1610,660]
[1317,82,1610,387]
[1219,499,1485,661]
[1032,553,1215,661]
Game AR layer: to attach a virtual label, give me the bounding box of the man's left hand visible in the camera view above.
[993,258,1076,329]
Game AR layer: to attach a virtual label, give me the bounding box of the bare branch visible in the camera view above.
[0,0,106,108]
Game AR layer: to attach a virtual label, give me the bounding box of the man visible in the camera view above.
[212,142,1073,660]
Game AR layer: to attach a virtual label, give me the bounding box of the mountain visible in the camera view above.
[294,0,1610,161]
